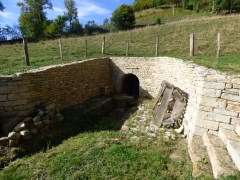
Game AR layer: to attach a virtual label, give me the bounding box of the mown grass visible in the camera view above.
[1,14,240,74]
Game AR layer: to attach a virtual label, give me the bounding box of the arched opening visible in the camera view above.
[121,74,140,98]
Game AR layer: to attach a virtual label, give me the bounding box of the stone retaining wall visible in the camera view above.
[0,57,239,137]
[0,58,112,135]
[110,57,240,137]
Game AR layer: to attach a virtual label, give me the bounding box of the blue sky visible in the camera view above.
[0,0,133,27]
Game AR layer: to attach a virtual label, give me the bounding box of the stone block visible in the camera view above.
[225,83,233,89]
[226,104,240,112]
[14,122,27,132]
[219,123,236,131]
[194,118,219,131]
[195,81,225,90]
[202,133,238,178]
[221,93,240,103]
[196,87,221,98]
[200,111,231,124]
[231,118,240,125]
[214,109,238,117]
[188,119,209,134]
[233,84,240,89]
[232,79,240,85]
[8,132,20,140]
[198,96,226,108]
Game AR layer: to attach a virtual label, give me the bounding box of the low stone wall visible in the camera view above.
[0,57,239,138]
[0,58,112,135]
[110,57,240,137]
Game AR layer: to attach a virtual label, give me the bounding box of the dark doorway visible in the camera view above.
[121,74,140,98]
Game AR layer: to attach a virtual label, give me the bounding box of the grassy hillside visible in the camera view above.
[1,14,240,74]
[134,7,211,25]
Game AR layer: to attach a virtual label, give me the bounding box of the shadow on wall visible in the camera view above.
[111,62,153,99]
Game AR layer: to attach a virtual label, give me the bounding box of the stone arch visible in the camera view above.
[121,73,140,98]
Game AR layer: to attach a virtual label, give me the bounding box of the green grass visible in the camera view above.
[1,14,240,74]
[135,7,212,25]
[0,131,194,179]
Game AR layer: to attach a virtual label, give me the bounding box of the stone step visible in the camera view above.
[219,128,240,170]
[202,133,238,179]
[188,135,213,178]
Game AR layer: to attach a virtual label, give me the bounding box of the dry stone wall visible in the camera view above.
[110,57,240,137]
[0,57,239,138]
[0,58,112,135]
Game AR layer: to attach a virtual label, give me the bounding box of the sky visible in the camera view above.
[0,0,134,27]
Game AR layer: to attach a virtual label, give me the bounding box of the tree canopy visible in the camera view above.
[0,1,4,12]
[111,4,136,30]
[133,0,240,13]
[64,0,78,32]
[17,0,53,38]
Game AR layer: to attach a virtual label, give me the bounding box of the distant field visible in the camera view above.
[0,14,240,74]
[134,7,212,25]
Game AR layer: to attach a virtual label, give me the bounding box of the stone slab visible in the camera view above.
[202,133,238,179]
[188,135,213,178]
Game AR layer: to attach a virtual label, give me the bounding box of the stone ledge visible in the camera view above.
[202,133,238,179]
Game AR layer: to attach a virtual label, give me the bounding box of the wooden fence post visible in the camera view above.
[23,37,30,66]
[190,33,194,57]
[85,40,88,58]
[59,39,63,60]
[102,36,105,55]
[126,42,129,57]
[156,37,159,57]
[216,33,220,59]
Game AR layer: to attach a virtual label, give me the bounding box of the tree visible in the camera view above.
[64,0,78,31]
[17,0,52,38]
[44,15,68,37]
[70,19,84,35]
[111,4,136,30]
[0,1,4,12]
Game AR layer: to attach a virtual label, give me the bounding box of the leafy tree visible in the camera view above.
[44,15,68,37]
[70,19,84,35]
[133,0,153,11]
[0,1,4,12]
[64,0,78,31]
[0,25,22,40]
[102,18,110,31]
[17,0,52,38]
[111,4,136,30]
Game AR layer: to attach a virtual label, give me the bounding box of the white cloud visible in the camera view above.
[53,7,65,14]
[76,1,111,18]
[0,11,16,20]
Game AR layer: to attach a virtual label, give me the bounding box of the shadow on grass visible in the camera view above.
[14,96,141,162]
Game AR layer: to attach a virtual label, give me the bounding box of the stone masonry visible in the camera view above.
[0,57,240,139]
[110,57,240,138]
[0,58,112,135]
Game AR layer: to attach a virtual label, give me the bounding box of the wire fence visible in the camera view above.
[0,32,240,74]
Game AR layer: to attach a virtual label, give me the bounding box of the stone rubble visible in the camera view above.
[1,101,64,147]
[121,99,183,141]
